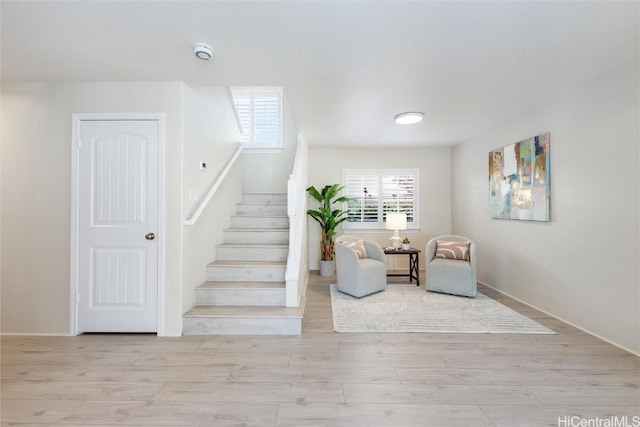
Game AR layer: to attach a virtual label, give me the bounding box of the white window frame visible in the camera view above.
[342,168,419,231]
[230,86,283,153]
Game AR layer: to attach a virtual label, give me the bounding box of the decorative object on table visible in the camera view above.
[385,212,407,249]
[401,236,411,251]
[489,132,550,221]
[425,235,477,297]
[335,235,387,298]
[330,284,554,334]
[306,184,353,277]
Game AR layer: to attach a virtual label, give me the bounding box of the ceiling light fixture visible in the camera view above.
[394,112,424,125]
[193,43,213,60]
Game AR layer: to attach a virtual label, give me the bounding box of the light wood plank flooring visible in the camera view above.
[2,273,639,426]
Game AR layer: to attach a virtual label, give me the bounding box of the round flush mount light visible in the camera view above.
[193,43,213,60]
[394,112,424,125]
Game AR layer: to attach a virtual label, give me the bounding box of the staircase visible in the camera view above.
[182,193,305,335]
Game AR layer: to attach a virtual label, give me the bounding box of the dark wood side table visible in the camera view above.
[383,247,421,286]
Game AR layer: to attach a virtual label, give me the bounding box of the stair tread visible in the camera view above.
[232,217,289,222]
[208,260,287,267]
[243,192,287,195]
[197,281,285,290]
[232,214,288,217]
[237,202,287,205]
[217,243,289,248]
[184,303,304,318]
[225,228,289,232]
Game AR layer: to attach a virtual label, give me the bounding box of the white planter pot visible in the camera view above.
[319,260,335,277]
[402,244,410,250]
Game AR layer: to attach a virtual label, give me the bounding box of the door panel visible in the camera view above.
[77,119,159,333]
[93,134,146,224]
[92,247,146,306]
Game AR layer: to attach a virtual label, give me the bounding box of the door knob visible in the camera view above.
[145,232,156,241]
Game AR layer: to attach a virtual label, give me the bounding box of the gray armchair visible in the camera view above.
[425,235,477,297]
[335,235,387,298]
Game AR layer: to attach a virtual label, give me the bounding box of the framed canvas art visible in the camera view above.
[489,133,550,221]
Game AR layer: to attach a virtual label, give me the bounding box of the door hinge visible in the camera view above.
[75,292,80,304]
[77,138,82,149]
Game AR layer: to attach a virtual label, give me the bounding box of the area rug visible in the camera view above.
[330,284,555,334]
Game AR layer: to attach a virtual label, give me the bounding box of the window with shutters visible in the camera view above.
[230,87,283,152]
[342,169,419,230]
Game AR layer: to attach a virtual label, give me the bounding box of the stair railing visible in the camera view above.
[285,134,309,306]
[184,143,244,226]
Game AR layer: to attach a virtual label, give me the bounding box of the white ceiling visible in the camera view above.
[1,1,638,147]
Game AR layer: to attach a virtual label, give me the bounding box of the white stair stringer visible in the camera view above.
[183,193,303,336]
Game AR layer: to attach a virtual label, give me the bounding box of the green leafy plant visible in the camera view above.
[402,236,411,244]
[306,184,353,261]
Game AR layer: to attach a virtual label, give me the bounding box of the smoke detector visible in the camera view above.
[193,43,213,60]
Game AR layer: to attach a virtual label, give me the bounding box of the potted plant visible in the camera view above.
[402,236,411,251]
[306,184,352,276]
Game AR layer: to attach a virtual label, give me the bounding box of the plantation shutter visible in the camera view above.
[345,173,380,223]
[233,96,251,141]
[253,95,280,144]
[343,169,418,229]
[231,87,283,150]
[382,173,415,223]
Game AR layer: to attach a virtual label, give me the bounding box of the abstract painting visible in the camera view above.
[489,133,550,221]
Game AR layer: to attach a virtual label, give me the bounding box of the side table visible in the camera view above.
[383,247,421,286]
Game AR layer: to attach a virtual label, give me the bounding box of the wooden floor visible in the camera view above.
[2,273,639,426]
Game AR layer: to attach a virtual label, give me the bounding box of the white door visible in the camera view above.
[76,119,159,333]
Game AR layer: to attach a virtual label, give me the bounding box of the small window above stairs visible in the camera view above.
[182,193,305,335]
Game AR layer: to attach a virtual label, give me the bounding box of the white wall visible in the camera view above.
[181,86,243,313]
[307,147,452,270]
[241,95,298,193]
[1,82,185,336]
[451,63,639,354]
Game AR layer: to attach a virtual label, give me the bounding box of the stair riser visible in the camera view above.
[224,230,289,244]
[216,246,288,262]
[230,216,289,229]
[206,266,285,282]
[242,194,287,204]
[236,204,287,216]
[183,317,302,335]
[196,288,285,306]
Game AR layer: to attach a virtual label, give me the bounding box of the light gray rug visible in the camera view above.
[330,284,555,334]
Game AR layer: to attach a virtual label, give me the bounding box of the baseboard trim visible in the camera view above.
[1,332,71,337]
[478,280,639,357]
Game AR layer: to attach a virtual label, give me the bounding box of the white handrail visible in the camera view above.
[183,143,244,226]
